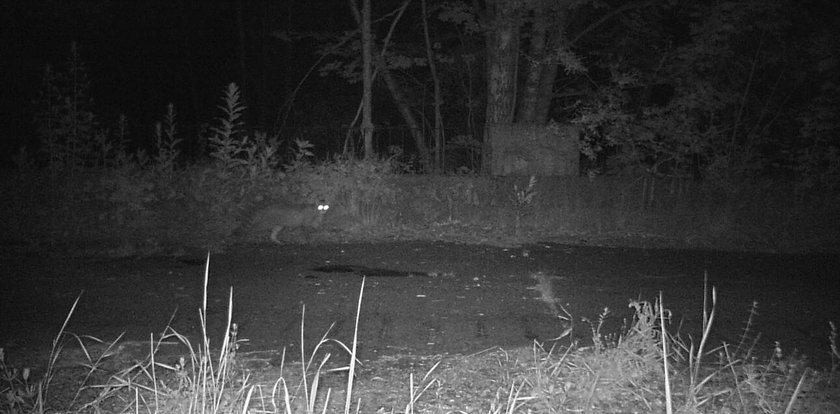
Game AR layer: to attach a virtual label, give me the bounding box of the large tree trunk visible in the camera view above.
[377,57,431,169]
[348,0,429,168]
[482,0,519,173]
[361,0,374,158]
[517,13,548,123]
[520,7,570,124]
[421,0,444,172]
[534,28,564,123]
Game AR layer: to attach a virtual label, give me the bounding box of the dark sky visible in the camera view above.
[0,0,354,159]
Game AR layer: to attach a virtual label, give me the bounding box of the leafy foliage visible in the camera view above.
[283,155,397,226]
[207,83,285,182]
[567,0,840,193]
[791,32,840,194]
[9,15,840,253]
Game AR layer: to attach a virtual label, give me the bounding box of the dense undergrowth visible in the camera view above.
[1,155,837,256]
[4,61,839,255]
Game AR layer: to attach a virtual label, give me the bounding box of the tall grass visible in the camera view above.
[3,265,836,413]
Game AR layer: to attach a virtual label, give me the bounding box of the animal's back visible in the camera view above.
[245,202,330,243]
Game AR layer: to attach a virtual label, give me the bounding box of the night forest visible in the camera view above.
[0,0,836,182]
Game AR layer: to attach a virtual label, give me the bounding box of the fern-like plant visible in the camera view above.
[153,103,182,177]
[512,175,538,235]
[208,83,281,181]
[208,83,248,174]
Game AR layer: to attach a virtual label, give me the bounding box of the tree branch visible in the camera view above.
[569,0,657,47]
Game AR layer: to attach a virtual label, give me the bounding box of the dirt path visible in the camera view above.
[2,242,838,367]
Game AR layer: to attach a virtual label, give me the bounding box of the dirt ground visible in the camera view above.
[2,241,838,370]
